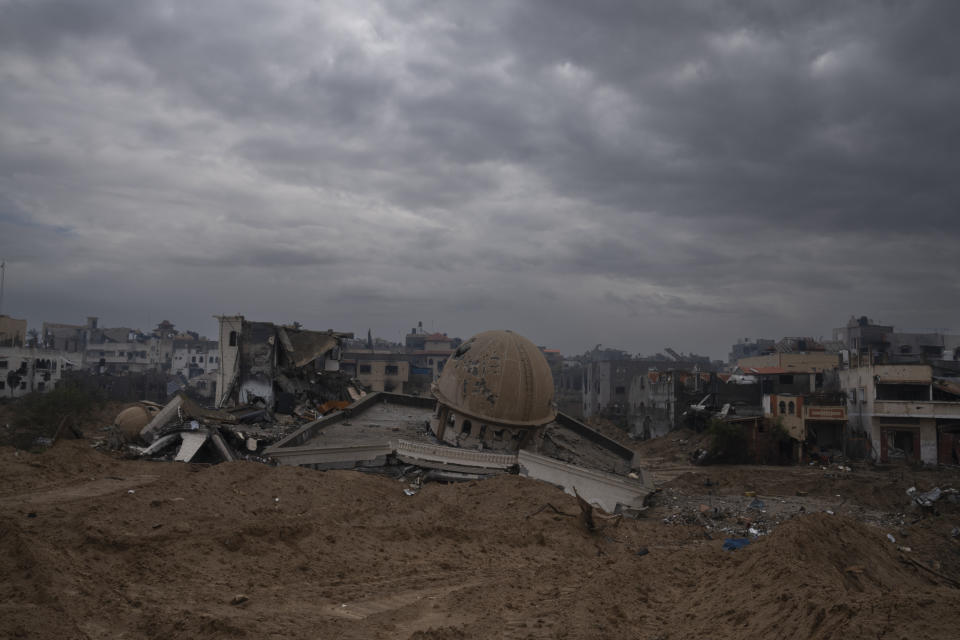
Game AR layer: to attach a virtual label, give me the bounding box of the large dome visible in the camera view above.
[433,330,557,427]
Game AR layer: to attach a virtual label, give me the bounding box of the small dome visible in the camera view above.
[114,405,157,438]
[433,330,556,427]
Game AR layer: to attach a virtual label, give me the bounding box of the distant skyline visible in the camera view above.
[3,301,955,361]
[2,2,958,359]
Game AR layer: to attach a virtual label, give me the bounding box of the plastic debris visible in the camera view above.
[910,487,942,508]
[887,533,896,543]
[722,538,751,551]
[747,498,765,511]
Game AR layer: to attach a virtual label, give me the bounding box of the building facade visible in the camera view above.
[0,347,77,398]
[171,339,219,380]
[839,363,960,465]
[340,351,411,393]
[0,315,27,347]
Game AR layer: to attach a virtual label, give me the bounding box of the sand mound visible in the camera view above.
[666,514,959,639]
[1,444,958,639]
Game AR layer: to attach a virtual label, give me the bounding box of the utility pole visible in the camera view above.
[0,260,5,315]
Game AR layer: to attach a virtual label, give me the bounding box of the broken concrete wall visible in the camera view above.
[627,372,676,440]
[215,316,243,408]
[237,321,277,408]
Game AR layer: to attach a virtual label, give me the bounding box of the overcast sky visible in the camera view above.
[1,1,958,358]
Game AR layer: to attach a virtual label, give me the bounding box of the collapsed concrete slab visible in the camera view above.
[265,390,653,513]
[175,432,208,462]
[517,450,653,513]
[140,395,184,442]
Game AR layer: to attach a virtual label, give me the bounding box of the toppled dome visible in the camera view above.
[432,330,557,427]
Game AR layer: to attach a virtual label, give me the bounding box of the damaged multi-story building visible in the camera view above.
[554,357,585,418]
[582,348,719,428]
[839,362,960,465]
[627,370,710,440]
[833,315,960,365]
[827,315,960,465]
[736,345,848,461]
[214,315,353,412]
[265,330,653,513]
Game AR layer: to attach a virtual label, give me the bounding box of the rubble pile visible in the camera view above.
[660,494,784,538]
[93,389,365,465]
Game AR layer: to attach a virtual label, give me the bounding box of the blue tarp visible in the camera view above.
[722,537,751,551]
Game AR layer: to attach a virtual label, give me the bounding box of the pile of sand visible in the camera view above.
[1,441,958,639]
[665,514,956,638]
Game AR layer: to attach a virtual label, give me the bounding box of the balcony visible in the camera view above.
[873,400,960,419]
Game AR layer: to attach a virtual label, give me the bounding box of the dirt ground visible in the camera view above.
[2,432,960,639]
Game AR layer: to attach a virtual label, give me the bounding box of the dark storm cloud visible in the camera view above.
[0,0,958,356]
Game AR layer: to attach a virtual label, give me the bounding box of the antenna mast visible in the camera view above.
[0,260,5,315]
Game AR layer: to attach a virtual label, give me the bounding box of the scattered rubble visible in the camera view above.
[91,384,368,465]
[907,485,959,509]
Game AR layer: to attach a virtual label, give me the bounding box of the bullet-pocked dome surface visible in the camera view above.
[433,330,557,427]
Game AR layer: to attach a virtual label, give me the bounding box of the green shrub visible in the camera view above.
[705,419,752,464]
[8,385,105,445]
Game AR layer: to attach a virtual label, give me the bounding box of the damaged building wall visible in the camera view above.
[215,315,243,408]
[555,359,584,418]
[839,363,960,464]
[237,321,278,408]
[215,315,353,411]
[627,371,677,440]
[584,357,718,426]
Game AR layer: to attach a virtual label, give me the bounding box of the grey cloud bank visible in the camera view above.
[1,0,958,356]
